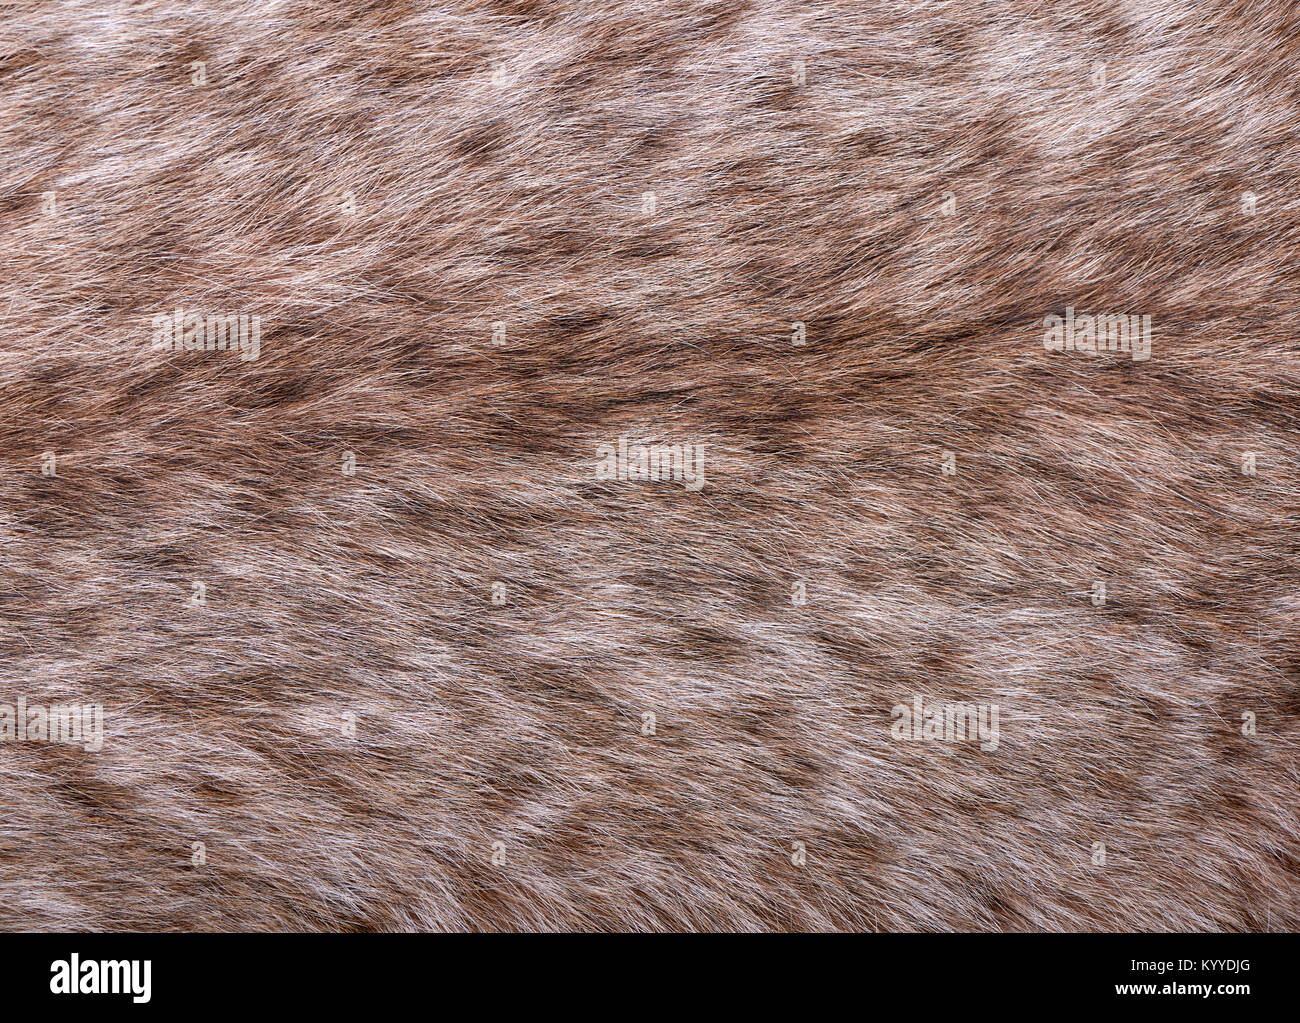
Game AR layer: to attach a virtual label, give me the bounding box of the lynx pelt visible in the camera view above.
[1,0,1297,931]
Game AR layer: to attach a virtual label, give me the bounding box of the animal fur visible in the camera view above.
[1,0,1298,932]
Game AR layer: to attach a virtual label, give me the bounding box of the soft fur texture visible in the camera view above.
[1,0,1298,932]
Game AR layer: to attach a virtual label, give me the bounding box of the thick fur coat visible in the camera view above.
[1,0,1298,931]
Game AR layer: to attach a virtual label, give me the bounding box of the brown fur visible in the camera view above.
[1,0,1298,931]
